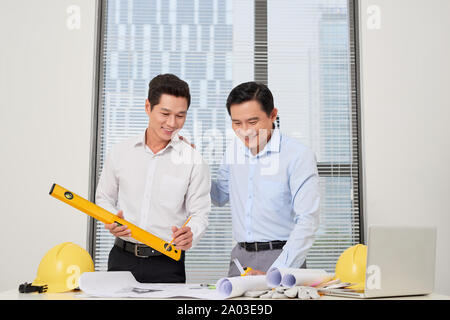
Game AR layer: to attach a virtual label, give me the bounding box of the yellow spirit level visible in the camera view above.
[49,183,181,261]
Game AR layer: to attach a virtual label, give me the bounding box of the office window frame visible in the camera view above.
[87,0,364,277]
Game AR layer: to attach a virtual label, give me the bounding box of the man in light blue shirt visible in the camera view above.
[211,82,320,276]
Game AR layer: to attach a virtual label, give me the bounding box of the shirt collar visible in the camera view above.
[133,132,146,147]
[134,130,183,153]
[167,133,183,152]
[238,128,281,158]
[265,128,281,154]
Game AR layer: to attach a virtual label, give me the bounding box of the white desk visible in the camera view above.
[0,289,449,300]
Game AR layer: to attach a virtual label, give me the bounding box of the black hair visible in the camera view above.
[148,74,191,110]
[225,81,274,117]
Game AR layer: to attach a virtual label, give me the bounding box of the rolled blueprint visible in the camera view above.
[266,268,333,288]
[216,275,269,299]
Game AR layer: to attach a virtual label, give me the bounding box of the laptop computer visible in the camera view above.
[324,225,437,298]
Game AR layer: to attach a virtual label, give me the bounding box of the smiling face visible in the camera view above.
[229,99,277,153]
[145,93,188,144]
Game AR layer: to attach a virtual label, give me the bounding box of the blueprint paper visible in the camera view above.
[216,275,269,299]
[266,268,333,288]
[78,271,222,299]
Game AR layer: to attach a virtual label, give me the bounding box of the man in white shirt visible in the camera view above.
[95,74,211,283]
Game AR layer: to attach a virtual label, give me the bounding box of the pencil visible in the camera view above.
[167,216,192,247]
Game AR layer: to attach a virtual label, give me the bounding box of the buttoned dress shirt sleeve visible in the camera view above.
[210,159,230,207]
[269,149,321,269]
[185,157,211,248]
[95,148,120,215]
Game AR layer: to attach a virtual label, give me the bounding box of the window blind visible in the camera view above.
[266,0,361,271]
[94,0,236,283]
[92,0,361,282]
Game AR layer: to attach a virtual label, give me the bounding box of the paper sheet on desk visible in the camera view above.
[266,268,333,288]
[78,272,222,299]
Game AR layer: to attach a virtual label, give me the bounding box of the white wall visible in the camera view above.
[0,0,96,291]
[359,0,450,295]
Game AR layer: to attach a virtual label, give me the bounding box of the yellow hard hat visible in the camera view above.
[334,244,367,290]
[29,242,94,293]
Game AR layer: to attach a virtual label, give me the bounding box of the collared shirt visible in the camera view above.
[211,129,320,269]
[95,131,211,247]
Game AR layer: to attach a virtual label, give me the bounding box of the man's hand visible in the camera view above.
[104,210,132,237]
[171,225,193,251]
[179,136,196,149]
